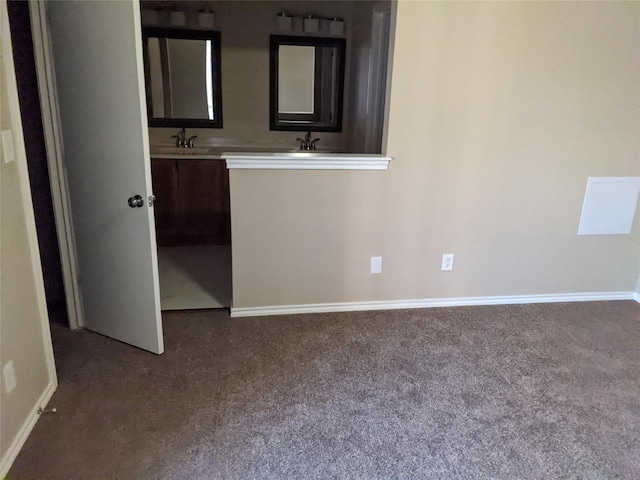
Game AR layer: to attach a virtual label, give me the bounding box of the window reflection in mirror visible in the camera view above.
[278,45,316,115]
[270,35,346,132]
[142,27,223,128]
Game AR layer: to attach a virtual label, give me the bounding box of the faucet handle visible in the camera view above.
[310,138,320,150]
[187,135,198,148]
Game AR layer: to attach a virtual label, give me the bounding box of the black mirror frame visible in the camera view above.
[269,35,346,132]
[142,27,223,129]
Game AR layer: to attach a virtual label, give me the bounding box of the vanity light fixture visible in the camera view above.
[329,17,344,36]
[303,15,320,33]
[169,11,186,27]
[276,12,292,32]
[274,13,345,35]
[198,10,215,29]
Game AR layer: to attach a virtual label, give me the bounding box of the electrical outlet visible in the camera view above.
[370,256,382,274]
[441,253,454,271]
[3,361,16,394]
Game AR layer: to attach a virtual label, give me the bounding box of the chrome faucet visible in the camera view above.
[171,128,197,148]
[171,128,186,148]
[296,131,319,151]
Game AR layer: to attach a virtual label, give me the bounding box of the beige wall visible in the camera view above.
[230,1,640,308]
[0,1,56,472]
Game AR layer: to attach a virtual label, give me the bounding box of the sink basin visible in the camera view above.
[152,146,339,157]
[153,147,211,155]
[221,149,335,154]
[280,151,338,156]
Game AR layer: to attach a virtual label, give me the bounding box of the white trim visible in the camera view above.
[634,292,640,303]
[224,152,391,170]
[0,381,56,478]
[29,0,83,329]
[1,3,58,475]
[2,0,57,394]
[230,292,637,317]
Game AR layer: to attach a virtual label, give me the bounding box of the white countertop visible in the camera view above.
[150,147,391,170]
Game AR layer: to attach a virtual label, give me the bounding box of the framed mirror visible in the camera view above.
[142,27,223,128]
[269,35,346,132]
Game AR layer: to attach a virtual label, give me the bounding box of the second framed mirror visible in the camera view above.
[269,35,346,132]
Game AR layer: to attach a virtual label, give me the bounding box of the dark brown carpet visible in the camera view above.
[9,301,640,479]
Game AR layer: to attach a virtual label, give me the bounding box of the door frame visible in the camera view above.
[29,0,83,329]
[0,0,57,473]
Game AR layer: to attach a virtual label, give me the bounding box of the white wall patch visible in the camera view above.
[3,361,16,394]
[1,129,16,163]
[577,177,640,235]
[370,256,382,274]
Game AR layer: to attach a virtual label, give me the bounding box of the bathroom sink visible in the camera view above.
[281,150,337,156]
[152,147,339,157]
[223,149,335,154]
[153,147,211,155]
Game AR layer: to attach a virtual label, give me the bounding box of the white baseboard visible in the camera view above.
[0,380,57,478]
[230,291,637,317]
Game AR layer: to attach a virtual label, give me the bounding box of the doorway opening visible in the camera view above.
[8,0,68,327]
[150,157,232,310]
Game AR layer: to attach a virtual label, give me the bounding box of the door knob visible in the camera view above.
[128,195,144,208]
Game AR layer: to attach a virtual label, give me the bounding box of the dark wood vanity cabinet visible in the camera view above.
[150,159,180,243]
[151,158,230,246]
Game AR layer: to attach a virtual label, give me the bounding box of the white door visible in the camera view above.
[46,1,163,353]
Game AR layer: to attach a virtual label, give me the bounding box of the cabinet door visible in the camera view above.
[178,159,231,245]
[151,159,180,246]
